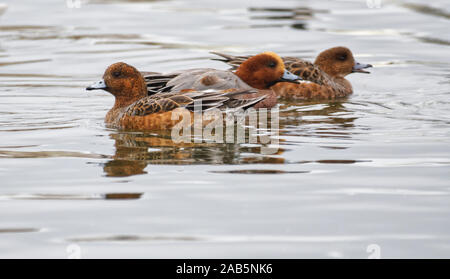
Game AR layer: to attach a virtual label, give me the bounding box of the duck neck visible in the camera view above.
[106,78,147,123]
[113,79,147,110]
[332,76,352,96]
[106,96,140,125]
[112,97,137,111]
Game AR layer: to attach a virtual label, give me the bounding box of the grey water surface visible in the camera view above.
[0,0,449,258]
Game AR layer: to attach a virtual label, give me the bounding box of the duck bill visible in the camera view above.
[279,69,302,83]
[86,79,107,91]
[352,62,373,74]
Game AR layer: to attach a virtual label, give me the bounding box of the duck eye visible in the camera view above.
[112,71,121,78]
[268,61,277,68]
[337,54,347,61]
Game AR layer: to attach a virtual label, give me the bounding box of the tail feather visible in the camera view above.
[209,51,236,62]
[210,51,251,69]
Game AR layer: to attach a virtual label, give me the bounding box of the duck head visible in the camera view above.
[86,62,147,107]
[235,51,301,89]
[314,46,372,78]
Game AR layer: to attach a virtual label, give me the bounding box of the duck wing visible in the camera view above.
[143,68,254,96]
[143,68,251,96]
[167,69,253,92]
[126,89,265,117]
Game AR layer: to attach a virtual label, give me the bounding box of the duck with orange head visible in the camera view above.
[145,51,301,108]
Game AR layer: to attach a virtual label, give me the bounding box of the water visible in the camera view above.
[0,0,449,258]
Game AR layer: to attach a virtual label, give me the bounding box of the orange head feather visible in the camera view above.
[87,62,147,108]
[235,52,288,89]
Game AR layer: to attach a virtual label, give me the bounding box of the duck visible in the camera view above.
[143,51,301,109]
[211,46,372,100]
[86,58,295,131]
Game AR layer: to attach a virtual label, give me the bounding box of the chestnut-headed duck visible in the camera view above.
[144,52,301,109]
[86,62,266,131]
[211,46,372,100]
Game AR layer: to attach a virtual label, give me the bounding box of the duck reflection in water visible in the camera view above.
[279,100,357,133]
[102,130,286,177]
[102,100,356,177]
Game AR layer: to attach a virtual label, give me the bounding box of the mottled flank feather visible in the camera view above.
[119,89,266,130]
[281,57,328,85]
[126,88,264,118]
